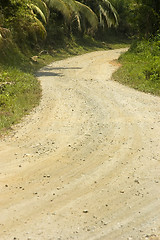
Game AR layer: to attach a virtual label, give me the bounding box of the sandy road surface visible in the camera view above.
[0,49,160,240]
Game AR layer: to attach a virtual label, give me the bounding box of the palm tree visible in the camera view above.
[43,0,98,31]
[29,0,118,35]
[75,1,98,31]
[79,0,118,28]
[99,0,118,28]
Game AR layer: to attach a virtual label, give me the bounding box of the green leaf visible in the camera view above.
[75,1,98,30]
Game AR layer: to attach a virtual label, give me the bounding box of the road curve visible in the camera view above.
[0,49,160,240]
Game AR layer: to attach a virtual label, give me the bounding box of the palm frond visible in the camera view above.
[32,0,49,21]
[44,0,72,22]
[75,1,98,30]
[31,16,47,40]
[74,14,82,31]
[30,3,47,23]
[61,0,83,30]
[100,0,118,27]
[62,0,78,13]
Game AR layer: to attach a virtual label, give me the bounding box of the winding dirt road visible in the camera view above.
[0,49,160,240]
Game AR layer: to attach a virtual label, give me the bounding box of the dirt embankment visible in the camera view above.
[0,49,160,240]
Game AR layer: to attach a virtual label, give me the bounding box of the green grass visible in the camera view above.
[0,35,129,135]
[0,40,42,135]
[113,37,160,96]
[0,66,41,135]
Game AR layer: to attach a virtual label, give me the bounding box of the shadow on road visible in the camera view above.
[44,67,82,70]
[37,72,64,77]
[37,66,81,77]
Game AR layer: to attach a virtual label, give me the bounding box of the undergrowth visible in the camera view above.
[113,34,160,96]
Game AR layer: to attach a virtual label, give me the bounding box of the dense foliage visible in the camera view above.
[132,0,160,37]
[106,0,160,38]
[0,0,119,49]
[1,0,159,47]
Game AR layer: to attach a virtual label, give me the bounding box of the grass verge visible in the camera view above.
[113,37,160,96]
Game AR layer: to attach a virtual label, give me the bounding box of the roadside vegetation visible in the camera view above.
[113,0,160,96]
[113,35,160,95]
[0,0,160,134]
